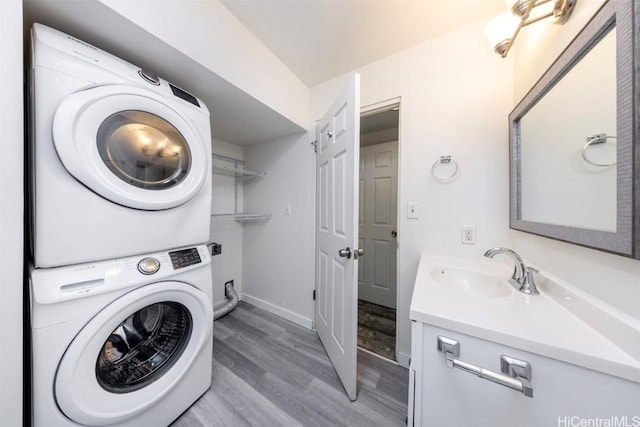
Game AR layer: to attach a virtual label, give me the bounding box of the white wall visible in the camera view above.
[311,21,514,365]
[210,139,244,306]
[242,132,316,328]
[99,0,309,129]
[0,0,24,425]
[511,0,640,318]
[512,0,608,101]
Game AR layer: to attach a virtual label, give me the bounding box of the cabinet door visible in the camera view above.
[408,320,423,426]
[414,323,640,427]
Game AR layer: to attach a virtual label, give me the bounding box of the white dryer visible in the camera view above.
[29,23,212,268]
[30,245,213,427]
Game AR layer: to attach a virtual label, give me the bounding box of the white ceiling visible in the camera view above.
[221,0,506,86]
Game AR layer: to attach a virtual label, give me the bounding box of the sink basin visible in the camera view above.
[412,253,640,386]
[430,268,511,298]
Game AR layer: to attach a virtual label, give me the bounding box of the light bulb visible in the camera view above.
[484,12,520,52]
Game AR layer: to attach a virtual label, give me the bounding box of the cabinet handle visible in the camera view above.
[437,336,533,398]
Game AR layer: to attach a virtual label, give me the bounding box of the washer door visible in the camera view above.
[55,282,212,426]
[52,85,208,210]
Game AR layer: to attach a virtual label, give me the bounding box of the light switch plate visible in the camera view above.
[407,202,419,219]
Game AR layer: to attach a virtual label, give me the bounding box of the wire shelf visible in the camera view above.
[212,165,265,179]
[211,213,272,221]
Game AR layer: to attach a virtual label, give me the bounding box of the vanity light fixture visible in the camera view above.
[484,0,577,58]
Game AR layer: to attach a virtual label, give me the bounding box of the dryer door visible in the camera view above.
[55,281,212,426]
[52,85,209,210]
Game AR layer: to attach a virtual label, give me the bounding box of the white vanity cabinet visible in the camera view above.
[408,253,640,427]
[408,321,639,427]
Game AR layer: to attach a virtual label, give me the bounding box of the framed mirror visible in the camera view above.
[509,0,639,258]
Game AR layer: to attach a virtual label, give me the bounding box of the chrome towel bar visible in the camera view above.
[437,336,533,398]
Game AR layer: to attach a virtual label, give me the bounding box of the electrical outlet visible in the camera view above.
[461,226,476,244]
[209,242,222,255]
[285,204,292,215]
[407,202,419,219]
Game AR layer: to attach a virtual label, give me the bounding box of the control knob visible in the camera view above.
[138,69,160,86]
[138,257,160,275]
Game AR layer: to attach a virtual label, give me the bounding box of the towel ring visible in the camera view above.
[431,156,459,182]
[581,133,617,167]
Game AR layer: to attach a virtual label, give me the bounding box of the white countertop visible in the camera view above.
[410,253,640,383]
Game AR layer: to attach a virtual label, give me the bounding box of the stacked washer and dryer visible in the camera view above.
[29,24,214,426]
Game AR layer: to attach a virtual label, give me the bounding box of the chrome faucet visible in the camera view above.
[484,247,539,295]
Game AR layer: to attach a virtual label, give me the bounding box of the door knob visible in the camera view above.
[327,130,333,138]
[391,230,397,238]
[338,247,351,259]
[354,248,364,259]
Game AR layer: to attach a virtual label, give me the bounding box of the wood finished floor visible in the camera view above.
[357,299,396,361]
[171,301,409,427]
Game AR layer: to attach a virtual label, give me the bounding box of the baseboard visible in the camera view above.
[397,351,411,369]
[241,293,313,330]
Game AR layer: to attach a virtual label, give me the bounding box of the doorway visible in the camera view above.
[357,104,399,361]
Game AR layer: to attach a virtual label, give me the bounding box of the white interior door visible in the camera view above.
[358,141,398,308]
[315,74,360,401]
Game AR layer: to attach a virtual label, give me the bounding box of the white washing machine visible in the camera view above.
[30,245,213,427]
[29,23,212,268]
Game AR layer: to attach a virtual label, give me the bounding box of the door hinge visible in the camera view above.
[313,290,316,300]
[311,140,317,153]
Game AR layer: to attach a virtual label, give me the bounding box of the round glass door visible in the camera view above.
[53,86,210,210]
[54,282,212,426]
[96,110,192,190]
[96,301,192,393]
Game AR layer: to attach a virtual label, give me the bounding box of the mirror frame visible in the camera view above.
[509,0,639,258]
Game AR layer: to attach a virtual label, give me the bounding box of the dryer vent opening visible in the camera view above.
[213,280,239,320]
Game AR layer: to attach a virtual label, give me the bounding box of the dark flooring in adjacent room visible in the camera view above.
[357,299,397,361]
[172,301,408,427]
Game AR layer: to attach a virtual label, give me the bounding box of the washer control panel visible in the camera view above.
[169,247,202,270]
[30,245,211,306]
[137,257,161,275]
